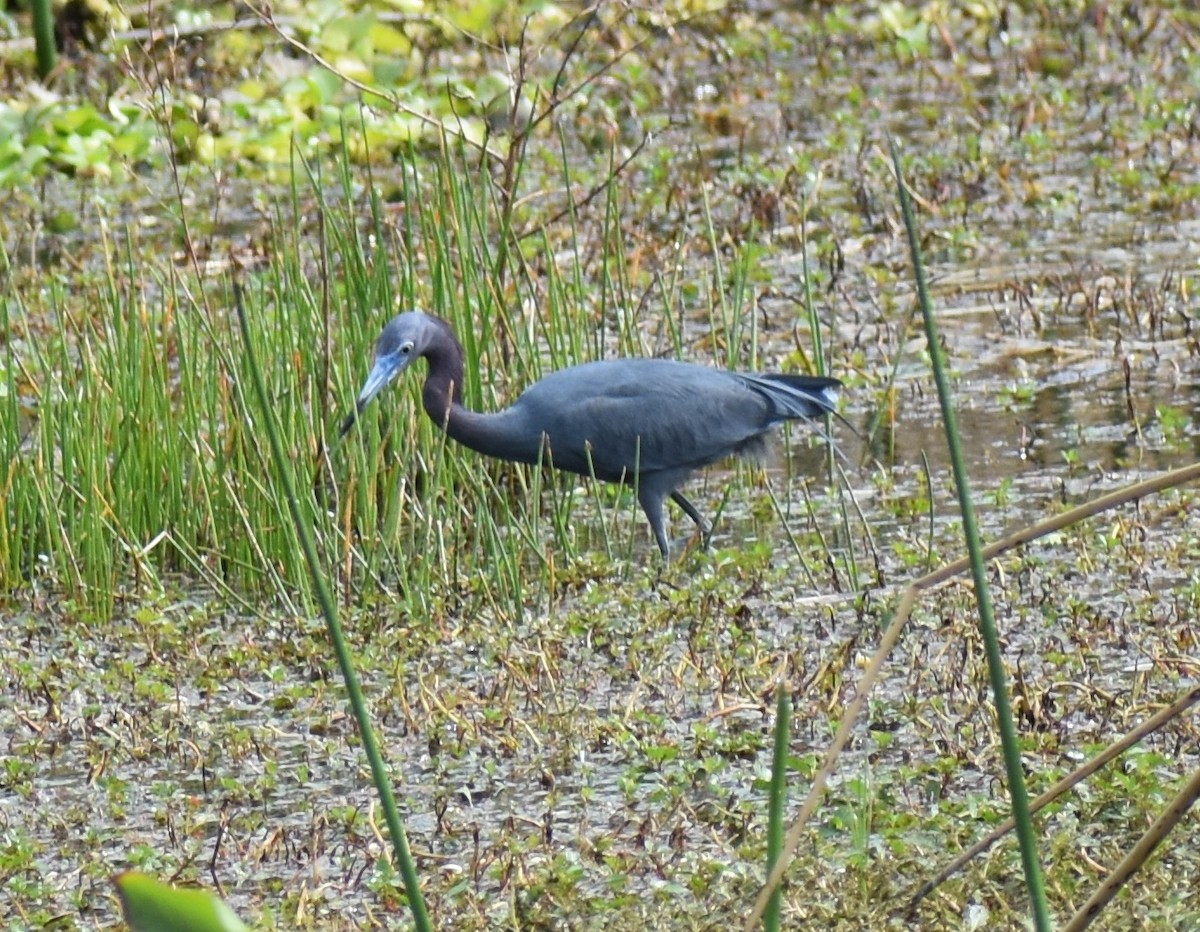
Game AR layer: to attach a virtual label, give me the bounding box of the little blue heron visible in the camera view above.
[341,311,840,559]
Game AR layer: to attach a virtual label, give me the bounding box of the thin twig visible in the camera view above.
[907,682,1200,913]
[517,132,652,239]
[744,460,1200,929]
[1061,764,1200,931]
[241,0,503,161]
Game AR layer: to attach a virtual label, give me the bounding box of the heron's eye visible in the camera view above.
[400,342,414,356]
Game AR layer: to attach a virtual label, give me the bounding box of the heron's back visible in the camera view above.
[510,358,837,482]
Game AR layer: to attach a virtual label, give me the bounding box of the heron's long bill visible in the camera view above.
[339,357,399,439]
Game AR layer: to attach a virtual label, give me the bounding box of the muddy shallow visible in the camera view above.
[3,4,1200,929]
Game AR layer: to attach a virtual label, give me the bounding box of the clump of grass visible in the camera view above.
[2,96,848,620]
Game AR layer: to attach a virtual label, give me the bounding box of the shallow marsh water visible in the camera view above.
[3,4,1200,929]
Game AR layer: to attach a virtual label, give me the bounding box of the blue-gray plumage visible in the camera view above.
[341,311,840,559]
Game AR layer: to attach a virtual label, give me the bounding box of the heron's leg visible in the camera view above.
[637,488,672,560]
[671,491,713,548]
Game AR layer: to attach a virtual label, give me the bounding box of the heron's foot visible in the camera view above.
[649,534,698,590]
[649,520,714,584]
[678,520,714,554]
[667,533,693,556]
[652,567,681,591]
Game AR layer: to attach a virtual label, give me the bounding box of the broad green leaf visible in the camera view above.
[113,872,249,932]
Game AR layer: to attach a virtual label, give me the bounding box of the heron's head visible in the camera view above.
[340,311,439,438]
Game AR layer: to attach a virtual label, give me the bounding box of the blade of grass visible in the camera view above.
[748,459,1200,928]
[888,136,1050,930]
[910,682,1200,912]
[233,281,431,932]
[764,685,790,932]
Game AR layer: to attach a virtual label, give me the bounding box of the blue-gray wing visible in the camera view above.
[512,359,837,480]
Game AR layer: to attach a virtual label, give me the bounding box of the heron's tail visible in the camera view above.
[751,373,841,420]
[749,372,857,472]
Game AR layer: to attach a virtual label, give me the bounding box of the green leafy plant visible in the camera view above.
[113,872,249,932]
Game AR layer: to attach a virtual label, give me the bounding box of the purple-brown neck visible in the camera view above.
[419,318,466,429]
[415,316,542,465]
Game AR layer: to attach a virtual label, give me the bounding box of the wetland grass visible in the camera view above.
[3,127,848,926]
[7,5,1200,928]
